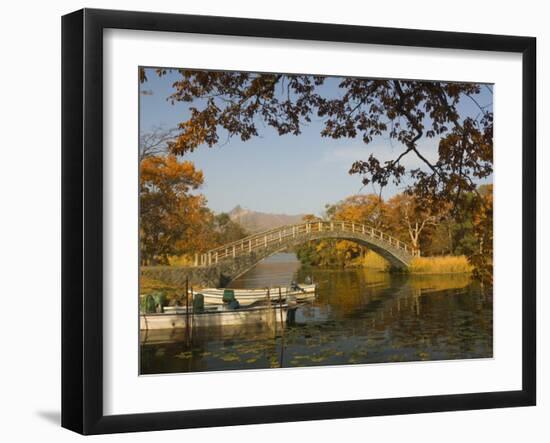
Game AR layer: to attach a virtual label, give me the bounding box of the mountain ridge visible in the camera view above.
[228,205,306,233]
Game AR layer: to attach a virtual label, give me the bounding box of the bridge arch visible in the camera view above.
[196,221,419,286]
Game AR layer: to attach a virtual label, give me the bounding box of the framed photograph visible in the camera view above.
[62,8,536,435]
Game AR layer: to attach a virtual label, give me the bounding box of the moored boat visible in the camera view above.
[199,283,316,306]
[140,304,292,330]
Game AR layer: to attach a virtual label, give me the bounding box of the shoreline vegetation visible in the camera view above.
[139,259,475,311]
[327,252,473,275]
[140,253,473,301]
[408,255,473,274]
[296,251,473,275]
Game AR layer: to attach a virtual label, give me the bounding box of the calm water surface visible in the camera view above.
[140,253,492,374]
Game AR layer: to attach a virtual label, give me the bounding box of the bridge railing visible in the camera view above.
[195,221,419,266]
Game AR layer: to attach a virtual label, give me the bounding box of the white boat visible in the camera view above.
[140,304,292,330]
[198,284,316,306]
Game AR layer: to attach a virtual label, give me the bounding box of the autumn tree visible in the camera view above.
[327,194,387,228]
[140,155,211,265]
[211,212,248,245]
[295,214,343,267]
[324,194,388,263]
[471,184,493,284]
[386,193,447,252]
[296,198,391,267]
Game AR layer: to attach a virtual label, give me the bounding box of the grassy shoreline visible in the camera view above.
[338,251,473,275]
[140,254,474,299]
[408,255,473,274]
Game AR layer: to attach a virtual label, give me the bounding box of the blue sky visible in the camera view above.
[139,69,493,216]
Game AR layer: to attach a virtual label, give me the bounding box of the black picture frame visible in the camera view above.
[62,8,536,435]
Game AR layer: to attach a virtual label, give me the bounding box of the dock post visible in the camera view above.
[185,277,190,345]
[278,287,285,368]
[190,286,194,340]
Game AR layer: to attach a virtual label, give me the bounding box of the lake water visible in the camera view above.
[140,253,493,374]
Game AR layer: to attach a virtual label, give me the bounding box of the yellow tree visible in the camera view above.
[329,194,387,228]
[327,194,388,263]
[295,214,338,266]
[140,155,212,265]
[471,184,493,284]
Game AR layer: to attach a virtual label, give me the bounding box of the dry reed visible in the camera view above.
[409,255,473,274]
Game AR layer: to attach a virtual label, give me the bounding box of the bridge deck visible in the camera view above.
[196,221,419,267]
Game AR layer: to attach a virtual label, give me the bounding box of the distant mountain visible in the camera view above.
[228,205,306,233]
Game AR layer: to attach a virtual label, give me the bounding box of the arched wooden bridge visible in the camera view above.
[193,221,419,285]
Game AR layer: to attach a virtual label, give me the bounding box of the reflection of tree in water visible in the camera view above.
[295,267,393,315]
[286,268,491,365]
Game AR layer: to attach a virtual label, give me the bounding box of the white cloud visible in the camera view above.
[319,138,440,172]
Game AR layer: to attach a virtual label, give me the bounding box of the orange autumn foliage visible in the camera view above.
[140,155,213,265]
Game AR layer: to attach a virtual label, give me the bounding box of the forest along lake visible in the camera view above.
[140,253,493,374]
